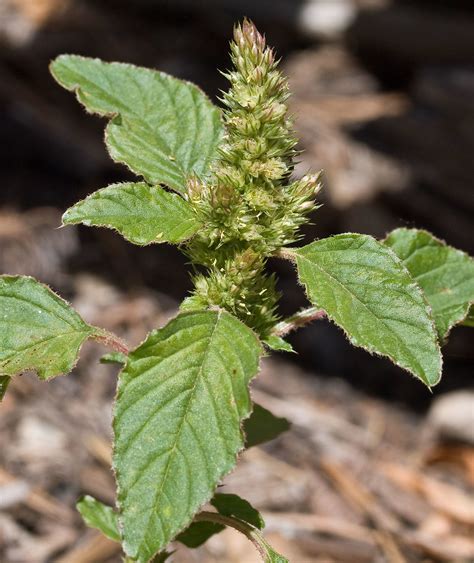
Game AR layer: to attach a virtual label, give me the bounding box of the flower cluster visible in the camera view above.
[182,249,279,334]
[184,20,321,336]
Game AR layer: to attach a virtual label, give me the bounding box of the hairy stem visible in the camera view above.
[273,247,297,262]
[93,330,129,355]
[273,307,326,337]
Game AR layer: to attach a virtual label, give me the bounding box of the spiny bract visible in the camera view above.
[184,20,321,336]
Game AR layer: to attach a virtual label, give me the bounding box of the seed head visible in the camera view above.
[185,21,322,336]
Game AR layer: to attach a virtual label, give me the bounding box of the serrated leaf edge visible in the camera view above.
[293,234,443,387]
[0,275,100,380]
[50,55,223,193]
[62,182,201,246]
[384,227,474,341]
[111,308,262,562]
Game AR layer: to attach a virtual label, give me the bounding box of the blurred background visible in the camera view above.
[0,1,473,561]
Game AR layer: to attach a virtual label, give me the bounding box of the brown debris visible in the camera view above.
[56,531,121,563]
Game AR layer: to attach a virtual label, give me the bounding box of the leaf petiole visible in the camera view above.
[194,511,288,563]
[92,330,129,355]
[272,307,326,337]
[273,247,297,262]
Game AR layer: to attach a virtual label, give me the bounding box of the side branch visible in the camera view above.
[272,306,326,337]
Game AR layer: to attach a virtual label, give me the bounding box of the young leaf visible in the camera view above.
[385,228,474,340]
[77,496,120,542]
[294,234,442,386]
[243,404,290,448]
[0,276,103,379]
[63,183,202,245]
[263,335,295,353]
[211,493,265,529]
[100,351,127,366]
[113,310,262,562]
[50,56,223,193]
[176,521,224,548]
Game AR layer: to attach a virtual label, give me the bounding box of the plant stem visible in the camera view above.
[273,248,296,262]
[272,306,326,337]
[93,330,129,355]
[194,511,270,561]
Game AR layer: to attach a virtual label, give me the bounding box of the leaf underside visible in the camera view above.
[50,55,223,193]
[63,182,201,245]
[113,310,261,562]
[385,228,474,340]
[177,492,271,554]
[176,520,224,548]
[0,276,99,379]
[295,234,442,386]
[211,492,265,530]
[243,403,290,448]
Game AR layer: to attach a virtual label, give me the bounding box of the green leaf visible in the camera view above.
[243,404,290,448]
[192,512,288,563]
[0,276,102,379]
[0,375,10,401]
[150,551,173,563]
[211,493,264,530]
[294,234,442,386]
[113,310,262,562]
[265,550,289,563]
[50,55,223,193]
[77,496,120,542]
[176,521,224,548]
[263,335,295,353]
[100,351,127,366]
[127,552,174,563]
[177,492,265,548]
[385,228,474,340]
[63,182,201,245]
